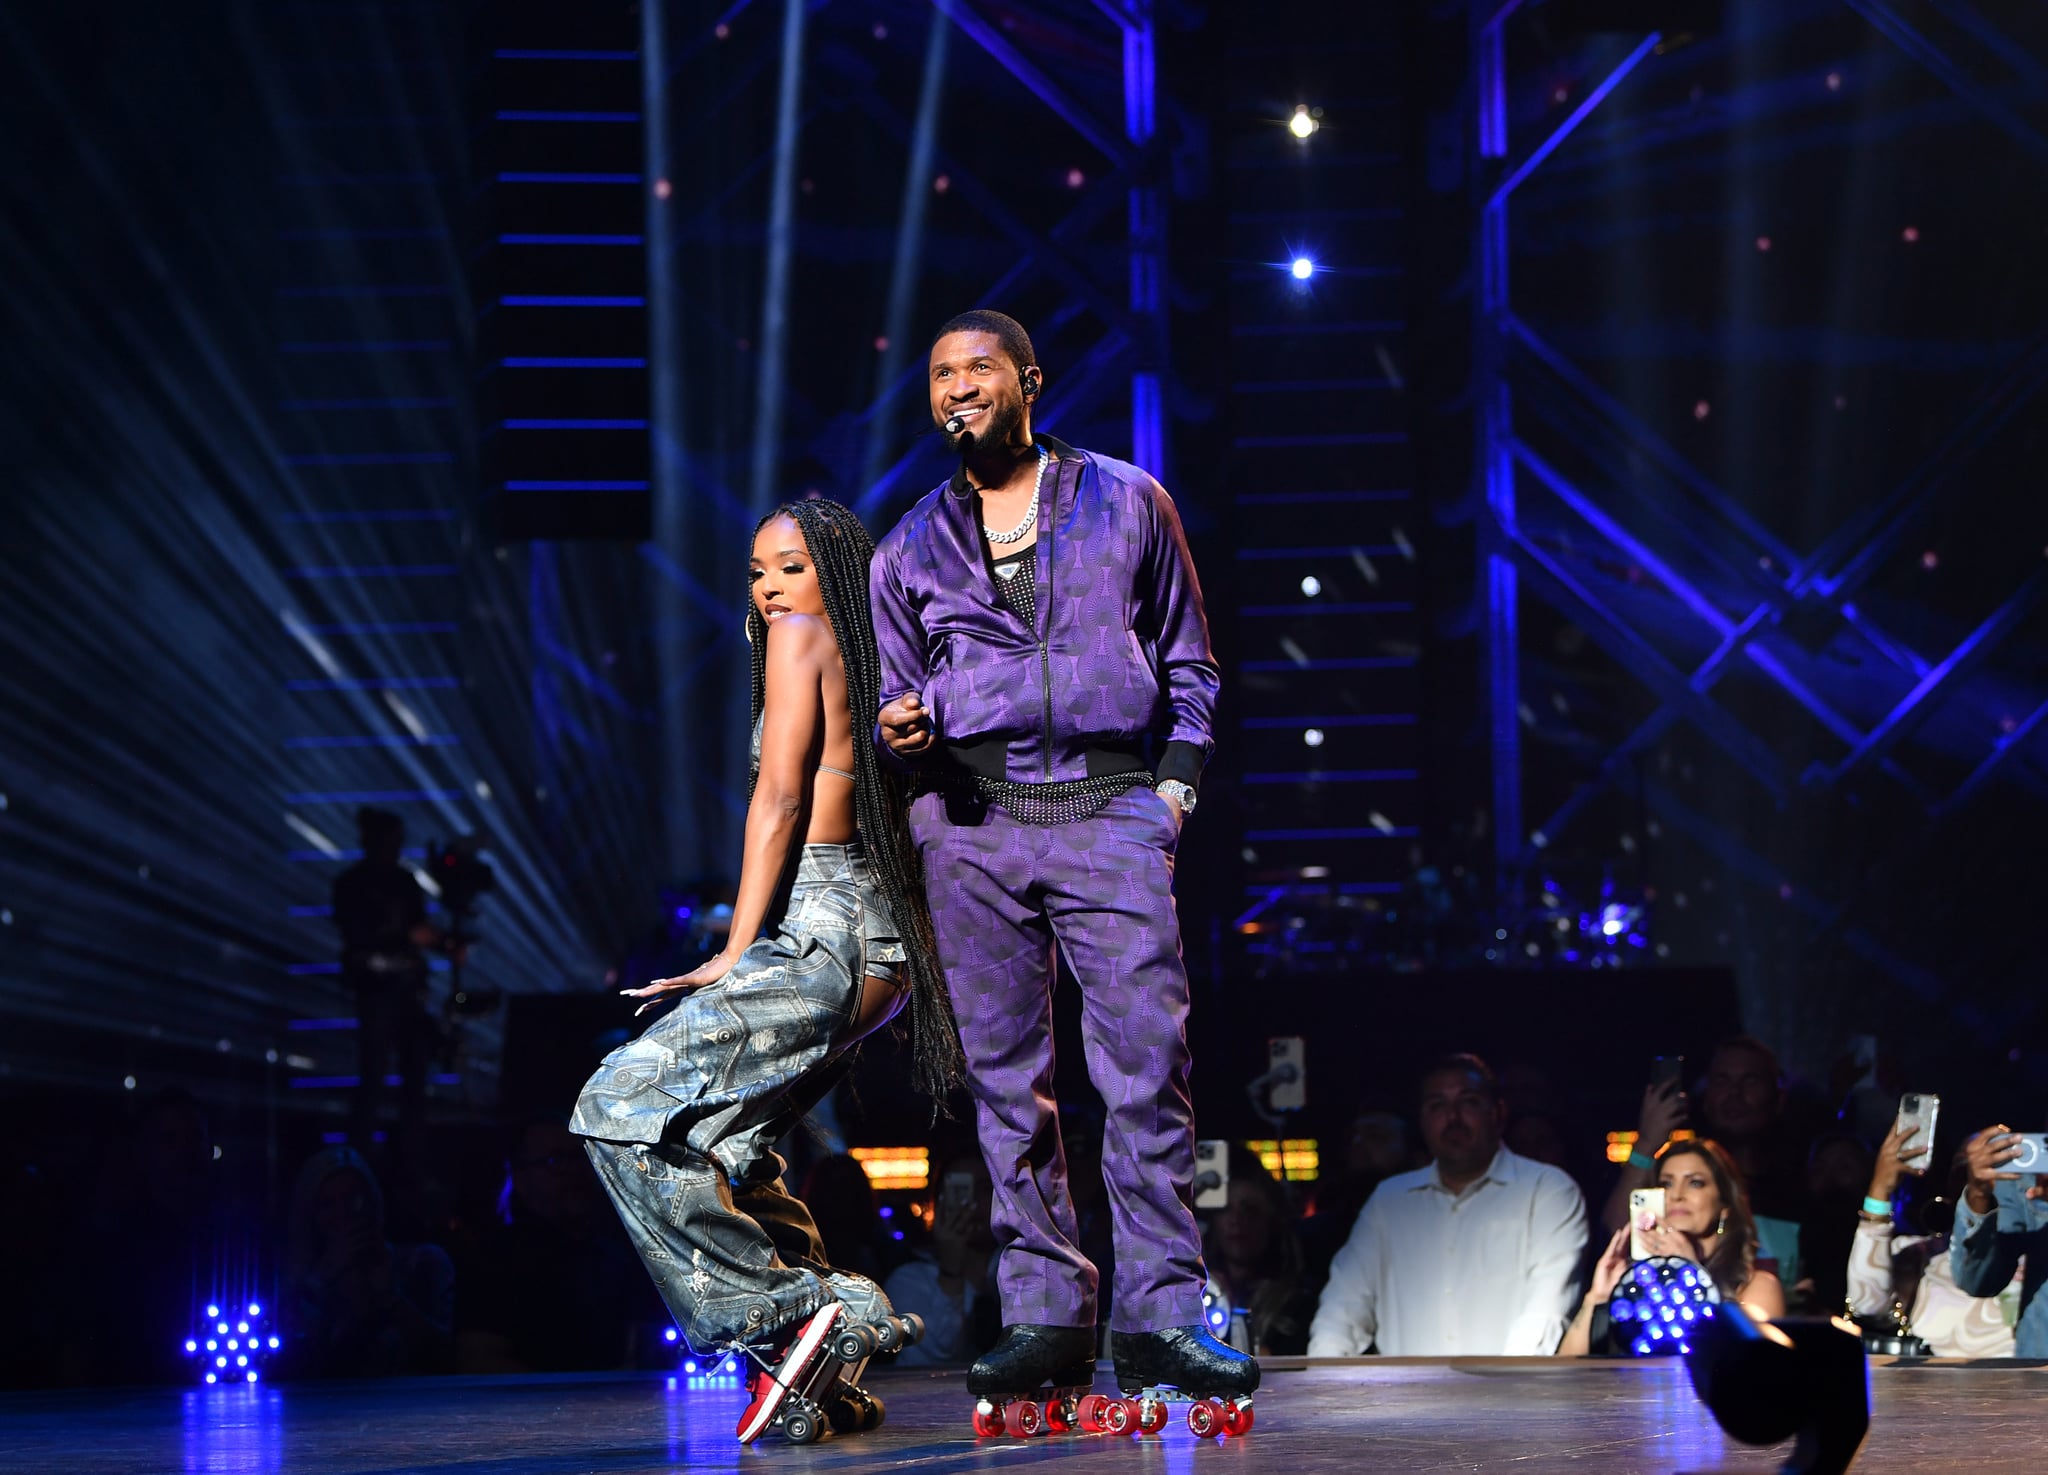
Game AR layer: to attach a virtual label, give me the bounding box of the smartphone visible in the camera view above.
[941,1168,976,1212]
[1894,1093,1940,1174]
[1268,1037,1307,1112]
[2009,1132,2048,1174]
[1194,1138,1230,1211]
[1649,1055,1685,1095]
[1629,1188,1666,1261]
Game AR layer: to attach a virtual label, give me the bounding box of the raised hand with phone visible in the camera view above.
[1950,1120,2048,1357]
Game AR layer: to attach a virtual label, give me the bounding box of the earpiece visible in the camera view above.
[1020,369,1040,399]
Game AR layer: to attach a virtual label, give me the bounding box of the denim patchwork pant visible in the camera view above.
[909,785,1209,1334]
[569,843,906,1352]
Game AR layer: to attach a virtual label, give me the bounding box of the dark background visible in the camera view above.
[1,0,2045,1384]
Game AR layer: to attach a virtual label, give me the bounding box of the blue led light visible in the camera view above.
[268,1337,280,1349]
[247,1303,262,1317]
[227,1339,239,1351]
[1290,257,1315,280]
[878,1206,893,1219]
[1632,1337,1651,1356]
[206,1340,218,1351]
[684,1360,698,1374]
[185,1339,198,1353]
[664,1328,678,1343]
[1610,1300,1634,1322]
[207,1305,220,1319]
[217,1322,229,1334]
[206,1373,218,1385]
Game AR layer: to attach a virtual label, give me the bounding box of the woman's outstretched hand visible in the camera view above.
[1589,1228,1632,1304]
[622,952,738,1016]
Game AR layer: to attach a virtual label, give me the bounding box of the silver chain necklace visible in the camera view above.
[982,445,1049,544]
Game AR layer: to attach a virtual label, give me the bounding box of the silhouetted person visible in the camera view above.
[885,1152,1000,1367]
[331,807,440,1155]
[1202,1145,1318,1356]
[458,1121,665,1372]
[285,1146,453,1377]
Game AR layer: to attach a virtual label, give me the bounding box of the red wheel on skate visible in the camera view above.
[1003,1400,1043,1438]
[1043,1398,1072,1433]
[1221,1400,1254,1436]
[1100,1398,1136,1436]
[1185,1399,1223,1439]
[972,1407,1004,1438]
[1137,1399,1169,1435]
[1075,1394,1108,1432]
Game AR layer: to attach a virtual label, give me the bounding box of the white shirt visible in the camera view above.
[1307,1145,1587,1357]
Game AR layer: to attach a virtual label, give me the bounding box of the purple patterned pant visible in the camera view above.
[910,784,1208,1334]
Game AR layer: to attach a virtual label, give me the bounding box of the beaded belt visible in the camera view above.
[923,767,1153,827]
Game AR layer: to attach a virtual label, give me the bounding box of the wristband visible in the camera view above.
[1627,1150,1657,1173]
[1861,1195,1892,1218]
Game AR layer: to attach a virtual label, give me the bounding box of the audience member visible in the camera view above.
[1847,1119,2016,1356]
[68,1088,252,1385]
[883,1152,1000,1366]
[1561,1138,1784,1355]
[1950,1122,2048,1356]
[1601,1036,1809,1284]
[285,1146,454,1378]
[802,1152,894,1285]
[456,1120,664,1372]
[1060,1106,1117,1335]
[1308,1054,1588,1356]
[1202,1144,1319,1355]
[1798,1130,1876,1314]
[1303,1107,1413,1278]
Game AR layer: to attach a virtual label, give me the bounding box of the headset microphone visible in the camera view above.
[944,414,968,435]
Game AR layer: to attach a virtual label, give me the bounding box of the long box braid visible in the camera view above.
[746,498,964,1105]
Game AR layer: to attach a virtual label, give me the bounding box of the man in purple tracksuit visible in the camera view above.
[872,310,1257,1404]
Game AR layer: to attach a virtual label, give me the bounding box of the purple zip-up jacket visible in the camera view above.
[870,435,1219,787]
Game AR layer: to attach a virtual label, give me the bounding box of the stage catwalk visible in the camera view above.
[4,1358,2041,1474]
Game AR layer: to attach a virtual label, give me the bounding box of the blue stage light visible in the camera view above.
[227,1339,239,1350]
[268,1337,280,1350]
[684,1360,698,1374]
[207,1305,220,1319]
[1290,257,1314,281]
[185,1339,198,1353]
[246,1370,258,1383]
[247,1303,261,1317]
[206,1340,218,1351]
[236,1355,248,1368]
[205,1373,218,1385]
[217,1322,229,1334]
[878,1206,893,1219]
[217,1356,228,1368]
[237,1321,249,1333]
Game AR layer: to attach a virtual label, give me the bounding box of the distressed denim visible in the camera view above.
[570,843,907,1351]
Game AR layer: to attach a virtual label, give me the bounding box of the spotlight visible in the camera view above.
[1685,1303,1869,1475]
[1288,106,1318,139]
[1290,257,1315,281]
[1610,1258,1719,1357]
[1300,575,1322,597]
[1303,728,1325,748]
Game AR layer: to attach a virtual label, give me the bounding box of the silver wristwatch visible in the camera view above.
[1155,780,1196,817]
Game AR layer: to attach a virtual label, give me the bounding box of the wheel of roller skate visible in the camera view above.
[1185,1399,1223,1439]
[1100,1398,1136,1436]
[1074,1393,1107,1432]
[1221,1400,1254,1436]
[972,1406,1004,1438]
[857,1390,885,1432]
[1042,1398,1072,1433]
[824,1391,863,1435]
[1003,1400,1043,1438]
[831,1324,879,1364]
[896,1312,925,1344]
[782,1406,823,1445]
[1137,1399,1169,1435]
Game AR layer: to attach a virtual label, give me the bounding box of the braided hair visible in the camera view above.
[746,498,964,1105]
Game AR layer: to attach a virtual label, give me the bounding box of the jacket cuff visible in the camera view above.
[1156,741,1207,792]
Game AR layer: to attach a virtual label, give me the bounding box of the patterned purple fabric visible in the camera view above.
[908,784,1208,1334]
[869,437,1219,784]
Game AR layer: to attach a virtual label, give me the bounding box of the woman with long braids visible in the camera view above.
[570,498,959,1444]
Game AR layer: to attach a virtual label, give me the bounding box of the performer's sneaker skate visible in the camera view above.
[735,1301,844,1445]
[966,1323,1099,1438]
[1107,1326,1259,1438]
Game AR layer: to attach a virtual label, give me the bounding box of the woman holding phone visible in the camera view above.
[1560,1139,1784,1355]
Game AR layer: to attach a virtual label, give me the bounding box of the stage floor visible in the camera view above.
[3,1356,2042,1474]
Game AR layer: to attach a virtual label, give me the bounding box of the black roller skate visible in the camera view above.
[1106,1325,1260,1438]
[966,1323,1100,1438]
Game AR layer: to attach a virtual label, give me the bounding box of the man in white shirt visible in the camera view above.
[1308,1054,1587,1357]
